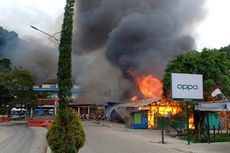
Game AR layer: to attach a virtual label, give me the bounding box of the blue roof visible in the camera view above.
[33,87,80,94]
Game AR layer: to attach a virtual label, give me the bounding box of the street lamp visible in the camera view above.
[30,26,60,46]
[31,26,89,47]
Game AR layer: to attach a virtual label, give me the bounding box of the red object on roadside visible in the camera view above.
[0,117,10,122]
[27,119,53,127]
[4,117,10,122]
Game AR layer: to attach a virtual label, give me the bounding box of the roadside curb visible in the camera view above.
[0,120,27,126]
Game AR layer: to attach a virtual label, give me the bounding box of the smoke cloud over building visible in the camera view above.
[73,0,206,102]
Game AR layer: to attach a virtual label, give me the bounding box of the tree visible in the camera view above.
[163,49,230,101]
[6,68,37,108]
[47,1,85,153]
[0,75,12,115]
[219,45,230,60]
[0,58,13,115]
[57,0,75,109]
[47,109,85,153]
[0,59,36,115]
[0,58,12,72]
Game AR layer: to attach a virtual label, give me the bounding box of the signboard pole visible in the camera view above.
[161,126,165,144]
[171,73,204,145]
[186,102,190,145]
[207,112,210,144]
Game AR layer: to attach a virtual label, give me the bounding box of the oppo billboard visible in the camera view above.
[171,73,203,101]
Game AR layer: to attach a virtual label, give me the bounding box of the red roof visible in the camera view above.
[42,79,58,85]
[37,99,58,106]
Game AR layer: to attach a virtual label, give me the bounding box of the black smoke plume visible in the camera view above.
[2,36,58,83]
[74,0,205,77]
[73,0,206,102]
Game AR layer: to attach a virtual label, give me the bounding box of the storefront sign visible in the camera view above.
[171,73,203,101]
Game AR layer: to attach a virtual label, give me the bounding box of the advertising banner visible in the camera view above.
[171,73,203,101]
[195,102,230,111]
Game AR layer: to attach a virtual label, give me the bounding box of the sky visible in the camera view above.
[196,0,230,50]
[0,0,66,39]
[0,0,230,50]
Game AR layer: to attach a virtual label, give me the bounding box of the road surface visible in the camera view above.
[79,121,230,153]
[0,122,47,153]
[2,121,229,153]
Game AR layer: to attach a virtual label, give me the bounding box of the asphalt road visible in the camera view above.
[0,122,47,153]
[79,121,182,153]
[2,121,230,153]
[79,121,230,153]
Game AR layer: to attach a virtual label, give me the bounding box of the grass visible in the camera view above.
[181,133,230,143]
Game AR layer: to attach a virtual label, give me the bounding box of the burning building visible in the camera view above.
[119,100,195,130]
[115,99,190,129]
[114,72,194,129]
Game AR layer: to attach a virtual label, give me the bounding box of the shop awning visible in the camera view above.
[195,101,230,112]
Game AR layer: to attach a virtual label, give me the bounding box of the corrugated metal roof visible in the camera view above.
[117,98,160,108]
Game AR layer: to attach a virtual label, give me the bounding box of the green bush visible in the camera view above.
[182,133,230,143]
[46,108,86,153]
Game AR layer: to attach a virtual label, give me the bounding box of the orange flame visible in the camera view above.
[126,69,195,129]
[189,114,194,129]
[136,75,163,99]
[138,101,183,128]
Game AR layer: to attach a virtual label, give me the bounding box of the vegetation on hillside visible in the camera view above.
[0,27,18,56]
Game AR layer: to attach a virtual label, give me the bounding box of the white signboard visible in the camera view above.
[195,102,230,112]
[171,73,203,101]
